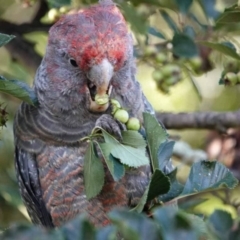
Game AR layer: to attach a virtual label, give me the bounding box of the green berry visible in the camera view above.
[95,94,109,105]
[59,6,68,14]
[156,53,167,63]
[189,56,202,70]
[224,72,238,85]
[110,99,121,108]
[126,117,141,131]
[165,75,181,86]
[48,8,59,22]
[152,70,164,82]
[161,64,180,77]
[114,109,129,123]
[145,45,157,56]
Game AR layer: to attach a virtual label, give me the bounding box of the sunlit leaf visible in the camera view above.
[84,142,105,200]
[102,129,149,168]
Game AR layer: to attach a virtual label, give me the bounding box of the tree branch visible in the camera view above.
[156,110,240,131]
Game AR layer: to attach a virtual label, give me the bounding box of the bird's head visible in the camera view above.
[36,0,135,117]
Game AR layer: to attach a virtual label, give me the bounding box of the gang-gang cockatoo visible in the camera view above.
[14,0,155,228]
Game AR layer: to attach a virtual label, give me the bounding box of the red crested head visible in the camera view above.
[48,0,130,71]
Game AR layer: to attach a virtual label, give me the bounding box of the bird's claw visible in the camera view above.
[95,114,126,140]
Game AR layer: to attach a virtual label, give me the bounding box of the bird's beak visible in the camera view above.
[87,59,114,112]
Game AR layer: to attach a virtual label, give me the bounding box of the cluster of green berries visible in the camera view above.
[48,6,69,22]
[111,99,141,131]
[152,64,182,93]
[0,104,8,128]
[94,94,141,131]
[220,60,240,86]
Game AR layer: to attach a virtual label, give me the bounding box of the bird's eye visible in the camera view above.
[69,58,78,67]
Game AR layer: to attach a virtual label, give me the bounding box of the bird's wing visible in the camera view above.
[15,146,54,228]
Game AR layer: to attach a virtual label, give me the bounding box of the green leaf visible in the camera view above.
[102,129,149,168]
[46,0,71,8]
[159,168,184,202]
[61,215,96,240]
[153,206,199,240]
[109,209,162,240]
[96,226,117,240]
[121,2,147,34]
[172,33,199,58]
[174,0,193,14]
[198,41,240,60]
[98,143,125,181]
[143,112,167,171]
[148,27,166,39]
[198,0,220,19]
[147,169,170,201]
[216,5,240,25]
[207,210,233,240]
[132,169,170,213]
[121,130,147,149]
[84,142,105,200]
[160,10,179,33]
[0,76,38,105]
[0,33,15,47]
[157,141,175,172]
[181,161,239,196]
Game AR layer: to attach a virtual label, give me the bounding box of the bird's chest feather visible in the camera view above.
[36,142,128,226]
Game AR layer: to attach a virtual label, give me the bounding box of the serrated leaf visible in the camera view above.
[174,0,193,14]
[121,130,146,149]
[84,142,105,200]
[207,210,233,240]
[198,41,240,60]
[172,33,199,58]
[0,33,15,47]
[143,112,167,171]
[181,161,239,196]
[158,141,175,172]
[148,27,166,39]
[109,209,162,240]
[102,129,149,168]
[132,169,170,213]
[159,168,184,202]
[0,76,38,105]
[98,142,125,181]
